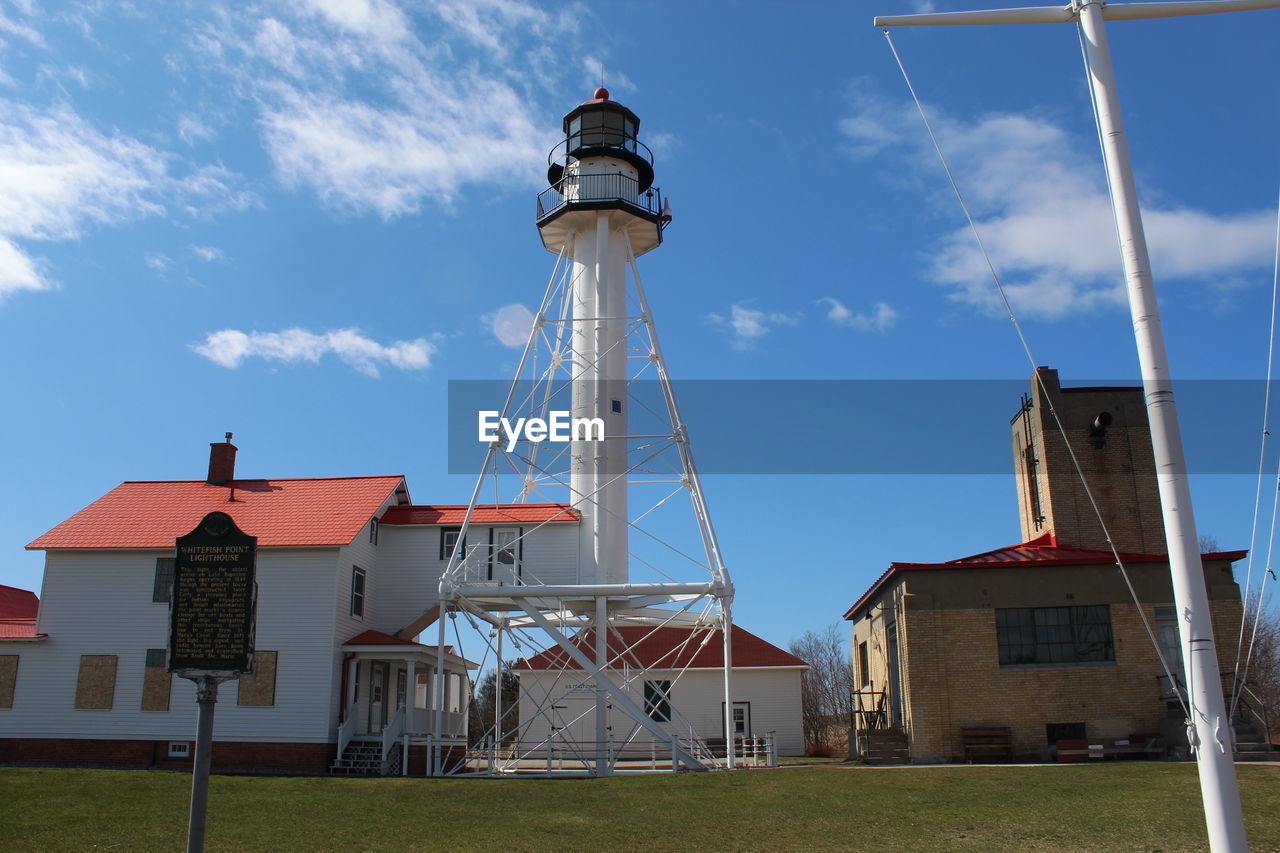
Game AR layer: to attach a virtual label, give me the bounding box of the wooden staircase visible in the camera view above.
[862,727,910,766]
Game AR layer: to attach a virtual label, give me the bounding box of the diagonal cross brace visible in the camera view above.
[519,602,707,771]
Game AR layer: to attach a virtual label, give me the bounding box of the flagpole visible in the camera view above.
[1073,3,1245,848]
[871,2,1280,849]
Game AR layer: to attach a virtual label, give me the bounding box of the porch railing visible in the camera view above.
[337,700,358,760]
[409,707,467,737]
[380,705,406,774]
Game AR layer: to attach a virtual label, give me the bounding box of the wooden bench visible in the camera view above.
[961,726,1014,763]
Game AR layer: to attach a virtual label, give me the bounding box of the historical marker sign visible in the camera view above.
[169,511,256,675]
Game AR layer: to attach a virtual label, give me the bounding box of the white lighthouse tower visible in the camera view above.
[431,90,735,775]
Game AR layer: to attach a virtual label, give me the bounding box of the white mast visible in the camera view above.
[874,2,1280,850]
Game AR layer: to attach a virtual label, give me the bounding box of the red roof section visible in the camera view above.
[27,476,405,550]
[344,629,422,647]
[0,584,40,639]
[843,531,1247,619]
[381,503,580,526]
[514,625,807,671]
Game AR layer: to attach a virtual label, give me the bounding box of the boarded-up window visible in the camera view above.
[141,649,171,712]
[0,655,17,708]
[237,650,277,707]
[75,655,118,710]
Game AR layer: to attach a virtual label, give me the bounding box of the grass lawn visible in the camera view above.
[2,763,1278,852]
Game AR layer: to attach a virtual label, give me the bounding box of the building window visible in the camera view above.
[1046,722,1087,745]
[369,518,379,545]
[168,741,191,759]
[996,605,1114,666]
[141,649,171,712]
[153,557,175,603]
[644,680,672,722]
[857,641,870,689]
[75,655,118,710]
[351,567,366,619]
[440,527,464,561]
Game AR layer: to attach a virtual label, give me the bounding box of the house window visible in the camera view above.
[238,651,277,706]
[996,605,1114,666]
[153,557,175,603]
[369,518,379,545]
[141,648,170,712]
[644,680,672,722]
[490,527,521,581]
[75,655,118,710]
[441,527,464,561]
[351,567,366,619]
[0,655,17,709]
[168,741,191,759]
[857,641,870,689]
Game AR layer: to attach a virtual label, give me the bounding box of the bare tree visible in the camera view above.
[1236,593,1280,739]
[789,624,855,756]
[467,659,520,747]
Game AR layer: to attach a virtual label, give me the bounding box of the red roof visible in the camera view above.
[381,503,579,526]
[514,625,807,671]
[843,531,1247,619]
[344,629,422,647]
[27,476,406,550]
[0,585,38,620]
[0,584,40,639]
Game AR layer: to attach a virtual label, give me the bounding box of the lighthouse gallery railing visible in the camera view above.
[536,172,663,222]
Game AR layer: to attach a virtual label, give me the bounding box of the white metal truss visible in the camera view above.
[429,233,736,776]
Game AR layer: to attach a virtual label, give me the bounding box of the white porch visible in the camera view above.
[333,631,476,775]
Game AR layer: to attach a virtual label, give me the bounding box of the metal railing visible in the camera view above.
[547,136,655,170]
[452,543,522,586]
[851,689,888,732]
[537,172,663,222]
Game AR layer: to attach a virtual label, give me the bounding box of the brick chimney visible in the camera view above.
[207,432,237,486]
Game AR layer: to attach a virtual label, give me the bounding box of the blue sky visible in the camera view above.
[2,0,1279,652]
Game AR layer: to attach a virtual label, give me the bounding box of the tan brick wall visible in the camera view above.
[1014,369,1165,553]
[898,595,1244,762]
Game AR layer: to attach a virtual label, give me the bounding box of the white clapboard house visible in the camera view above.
[514,625,807,764]
[0,439,580,775]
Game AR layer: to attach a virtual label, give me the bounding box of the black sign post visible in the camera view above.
[169,511,256,853]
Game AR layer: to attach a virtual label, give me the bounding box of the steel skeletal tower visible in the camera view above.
[430,89,736,775]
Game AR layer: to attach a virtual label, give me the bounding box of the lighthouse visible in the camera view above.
[436,89,732,776]
[537,88,668,587]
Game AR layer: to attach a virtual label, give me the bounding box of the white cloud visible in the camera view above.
[818,297,898,332]
[193,327,437,377]
[708,302,801,350]
[182,0,582,218]
[839,98,1276,320]
[190,245,225,263]
[491,303,534,348]
[177,114,216,146]
[145,252,171,273]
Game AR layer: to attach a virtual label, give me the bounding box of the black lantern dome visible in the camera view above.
[547,88,655,192]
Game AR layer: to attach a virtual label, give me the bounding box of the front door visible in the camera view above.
[369,661,389,734]
[725,701,751,740]
[491,527,521,584]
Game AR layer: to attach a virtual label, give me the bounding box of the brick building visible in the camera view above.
[843,368,1246,763]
